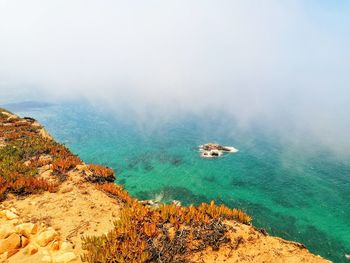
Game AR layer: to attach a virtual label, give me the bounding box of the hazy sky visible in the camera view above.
[0,1,349,152]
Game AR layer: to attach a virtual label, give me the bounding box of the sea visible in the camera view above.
[3,100,350,263]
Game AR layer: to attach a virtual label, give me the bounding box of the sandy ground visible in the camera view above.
[191,221,330,263]
[1,170,120,263]
[1,174,330,263]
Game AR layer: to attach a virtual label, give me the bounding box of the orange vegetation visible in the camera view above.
[0,109,80,200]
[87,164,115,183]
[83,183,251,262]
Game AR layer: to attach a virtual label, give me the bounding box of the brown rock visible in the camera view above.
[0,233,21,254]
[36,229,59,247]
[20,236,29,248]
[60,186,74,194]
[49,240,60,250]
[7,248,19,258]
[54,252,77,263]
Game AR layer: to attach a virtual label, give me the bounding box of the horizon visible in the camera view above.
[1,1,350,151]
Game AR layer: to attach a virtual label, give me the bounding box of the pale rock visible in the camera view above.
[32,121,41,127]
[0,252,7,262]
[9,208,17,214]
[0,233,21,254]
[60,241,71,252]
[0,225,15,239]
[42,248,50,255]
[39,128,53,140]
[23,160,31,166]
[41,255,53,263]
[36,229,59,247]
[9,219,19,225]
[38,165,51,174]
[54,252,77,263]
[26,244,39,255]
[39,155,52,163]
[15,223,38,237]
[0,210,18,220]
[40,169,53,180]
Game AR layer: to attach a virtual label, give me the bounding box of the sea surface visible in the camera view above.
[4,101,350,262]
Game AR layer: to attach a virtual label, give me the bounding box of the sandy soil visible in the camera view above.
[1,170,120,263]
[191,221,330,263]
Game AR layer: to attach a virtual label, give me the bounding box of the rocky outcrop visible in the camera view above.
[199,143,238,158]
[0,208,78,263]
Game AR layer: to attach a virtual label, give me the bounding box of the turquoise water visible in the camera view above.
[6,101,350,262]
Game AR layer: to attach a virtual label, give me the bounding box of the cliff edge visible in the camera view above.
[0,109,330,263]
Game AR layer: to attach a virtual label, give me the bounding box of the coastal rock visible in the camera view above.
[0,210,19,220]
[38,128,53,140]
[0,225,15,239]
[199,143,238,158]
[20,236,29,248]
[0,233,21,254]
[15,223,38,237]
[36,229,59,247]
[26,244,39,255]
[39,155,53,165]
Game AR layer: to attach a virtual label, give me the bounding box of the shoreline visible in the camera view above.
[0,108,331,263]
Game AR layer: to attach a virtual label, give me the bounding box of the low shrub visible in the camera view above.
[52,155,82,174]
[87,164,115,183]
[0,110,76,199]
[83,183,252,263]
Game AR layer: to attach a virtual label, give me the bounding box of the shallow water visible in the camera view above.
[6,101,350,262]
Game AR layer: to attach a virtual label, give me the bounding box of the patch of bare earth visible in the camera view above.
[190,221,330,263]
[1,169,119,263]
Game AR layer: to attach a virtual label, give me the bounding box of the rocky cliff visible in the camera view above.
[0,109,331,263]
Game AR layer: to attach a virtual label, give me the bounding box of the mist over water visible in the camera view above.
[1,0,350,155]
[4,101,350,262]
[1,1,350,262]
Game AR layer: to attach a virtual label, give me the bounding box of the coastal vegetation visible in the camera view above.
[83,183,251,263]
[0,108,332,263]
[0,109,252,262]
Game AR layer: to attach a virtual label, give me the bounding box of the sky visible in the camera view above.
[0,0,349,153]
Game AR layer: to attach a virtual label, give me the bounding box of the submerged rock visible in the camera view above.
[199,143,238,158]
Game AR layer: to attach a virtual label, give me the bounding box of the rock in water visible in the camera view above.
[199,143,238,158]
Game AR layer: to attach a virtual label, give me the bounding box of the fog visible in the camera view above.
[0,0,350,153]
